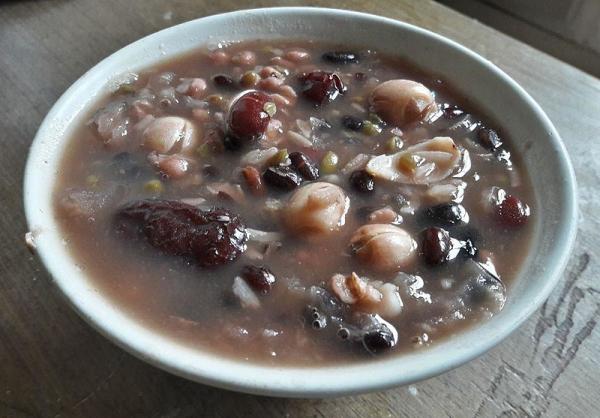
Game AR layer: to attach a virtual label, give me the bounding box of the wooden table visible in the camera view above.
[1,1,598,417]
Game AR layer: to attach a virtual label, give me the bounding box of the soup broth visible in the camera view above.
[53,40,535,365]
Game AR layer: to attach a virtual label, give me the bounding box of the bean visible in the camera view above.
[263,165,302,190]
[289,151,319,180]
[349,170,375,193]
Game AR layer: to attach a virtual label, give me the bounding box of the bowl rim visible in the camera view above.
[24,7,578,397]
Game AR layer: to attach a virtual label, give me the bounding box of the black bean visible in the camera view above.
[289,152,319,180]
[212,74,235,88]
[322,51,360,64]
[421,203,469,227]
[241,265,276,294]
[421,227,452,265]
[349,170,375,193]
[477,127,503,150]
[263,165,302,190]
[341,115,363,131]
[362,326,396,354]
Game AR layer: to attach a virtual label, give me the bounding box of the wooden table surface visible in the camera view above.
[1,1,599,417]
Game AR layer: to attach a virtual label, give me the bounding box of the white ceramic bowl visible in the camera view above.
[24,7,577,397]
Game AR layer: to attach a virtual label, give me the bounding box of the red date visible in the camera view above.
[115,200,248,267]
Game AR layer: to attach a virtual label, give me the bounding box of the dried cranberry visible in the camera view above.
[477,127,503,150]
[421,203,469,227]
[212,74,235,88]
[289,151,319,180]
[299,71,346,105]
[263,165,302,190]
[495,194,530,227]
[349,170,375,193]
[362,326,397,354]
[342,115,363,131]
[115,200,248,267]
[241,265,276,294]
[227,90,271,143]
[322,51,360,64]
[421,227,452,265]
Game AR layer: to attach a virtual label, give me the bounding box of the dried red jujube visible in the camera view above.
[115,200,248,267]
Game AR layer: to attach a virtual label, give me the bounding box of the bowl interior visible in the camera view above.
[24,7,577,397]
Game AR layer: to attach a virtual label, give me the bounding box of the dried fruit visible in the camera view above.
[263,165,302,190]
[289,151,319,180]
[241,265,276,294]
[227,90,271,144]
[299,71,346,105]
[421,227,452,265]
[322,51,360,64]
[349,170,375,193]
[495,194,530,227]
[115,200,248,267]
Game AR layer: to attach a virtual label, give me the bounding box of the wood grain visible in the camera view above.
[1,1,599,417]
